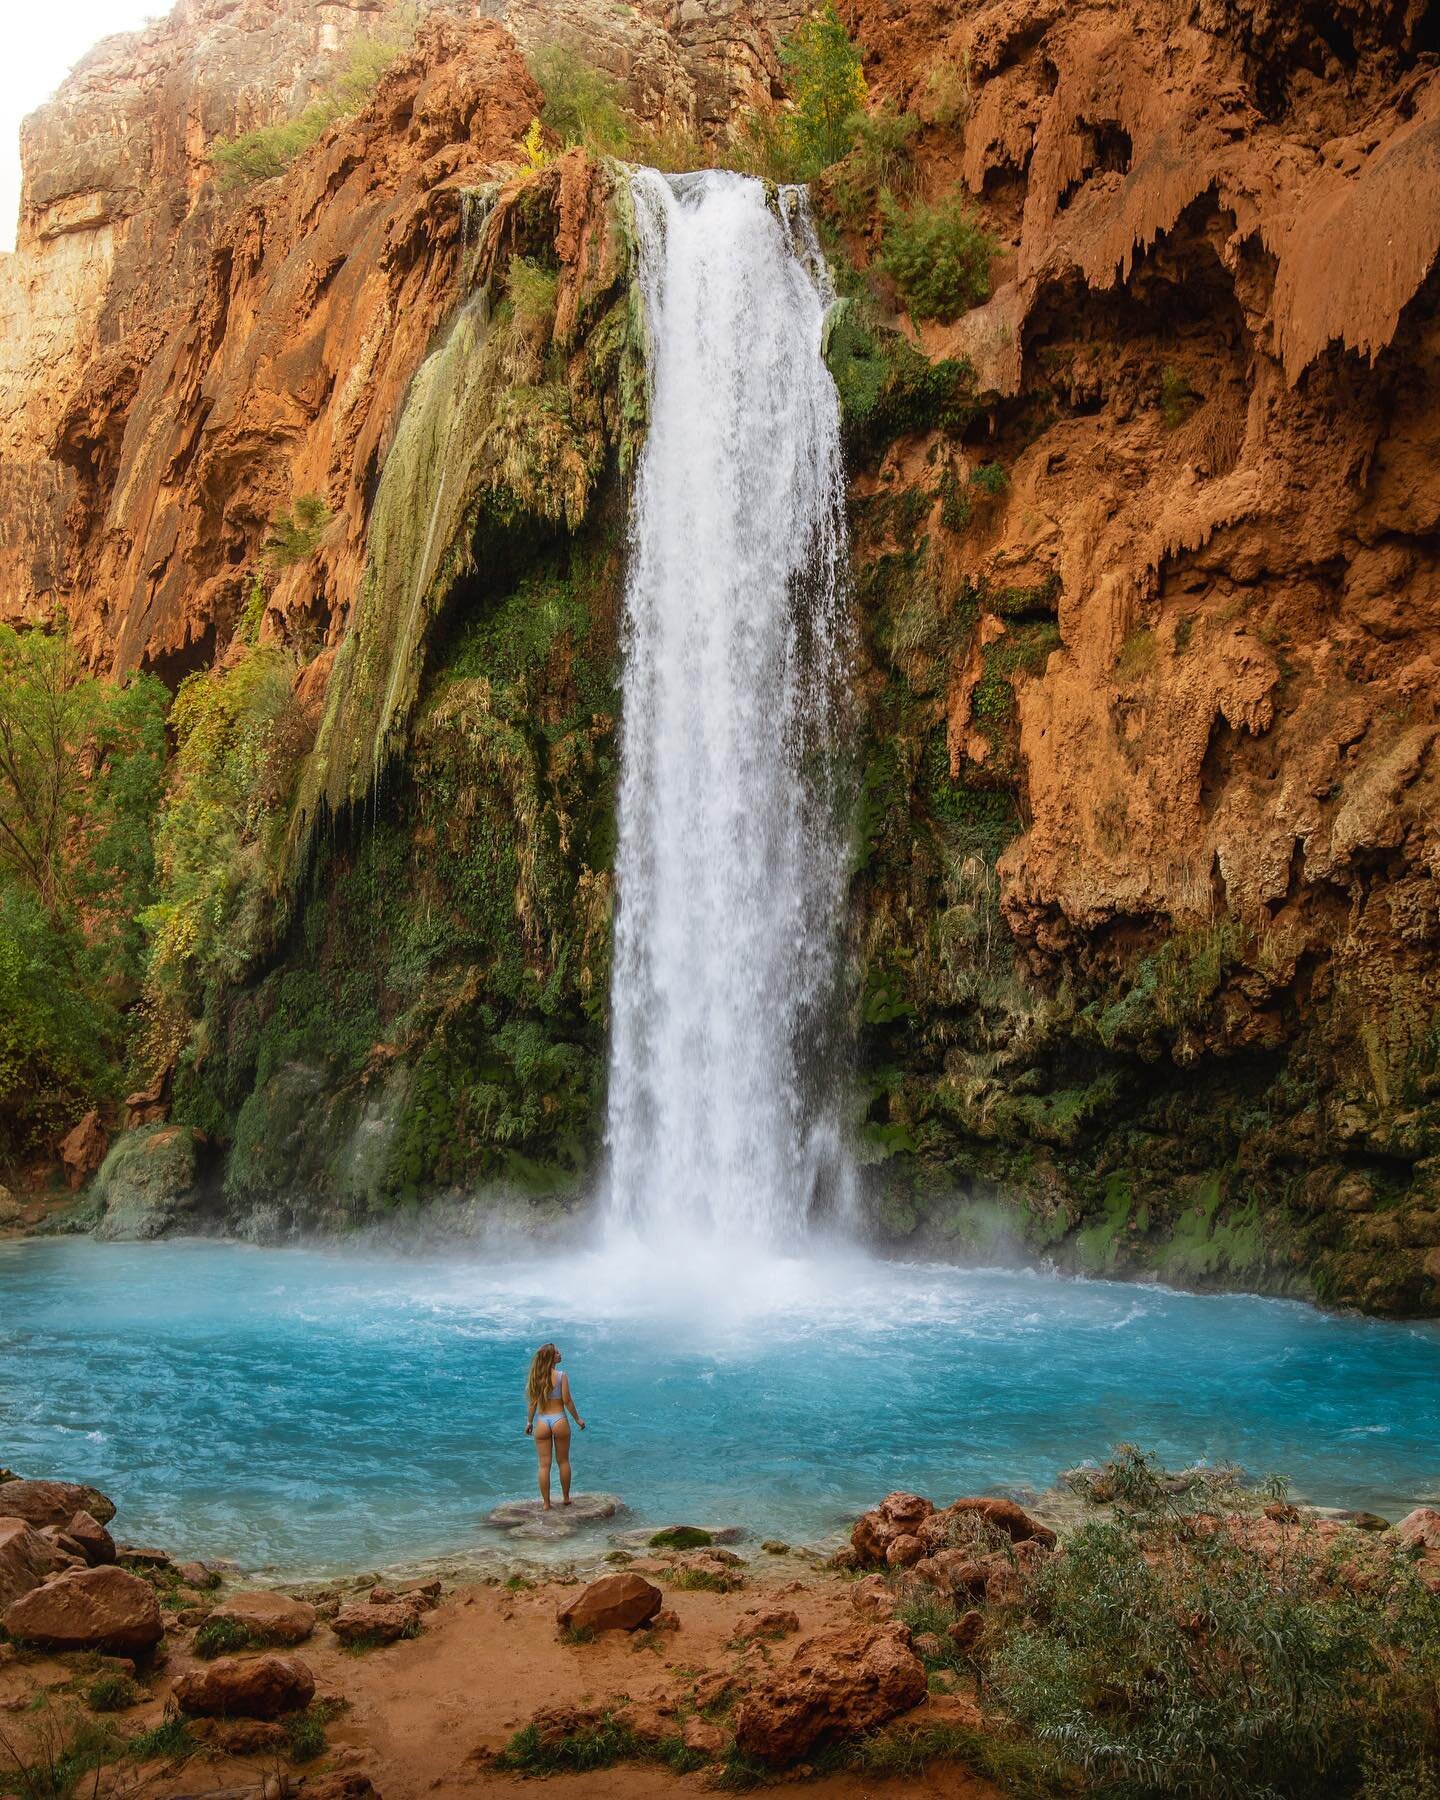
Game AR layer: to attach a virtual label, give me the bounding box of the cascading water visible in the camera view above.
[605,169,854,1246]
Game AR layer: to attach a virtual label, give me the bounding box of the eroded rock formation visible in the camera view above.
[4,0,1440,1311]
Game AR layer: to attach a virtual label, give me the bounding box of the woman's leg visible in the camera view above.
[535,1422,554,1509]
[552,1419,573,1504]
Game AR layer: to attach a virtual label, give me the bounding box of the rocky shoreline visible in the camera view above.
[3,1462,1438,1797]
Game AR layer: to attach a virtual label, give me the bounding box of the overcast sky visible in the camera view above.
[2,4,162,252]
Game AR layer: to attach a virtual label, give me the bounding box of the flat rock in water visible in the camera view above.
[485,1494,625,1539]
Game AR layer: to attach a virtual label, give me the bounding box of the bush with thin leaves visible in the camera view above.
[876,190,997,322]
[979,1447,1440,1798]
[262,494,331,570]
[529,43,631,156]
[779,2,867,178]
[211,17,414,189]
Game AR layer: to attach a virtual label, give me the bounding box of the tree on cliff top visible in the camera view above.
[780,3,868,178]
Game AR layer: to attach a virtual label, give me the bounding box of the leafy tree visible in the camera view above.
[0,621,167,1162]
[530,43,631,156]
[876,190,997,321]
[779,3,867,178]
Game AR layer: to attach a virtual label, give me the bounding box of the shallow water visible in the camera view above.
[4,1236,1438,1578]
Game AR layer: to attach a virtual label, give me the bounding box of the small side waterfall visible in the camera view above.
[605,169,853,1246]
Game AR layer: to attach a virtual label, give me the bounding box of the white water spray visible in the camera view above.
[605,169,853,1246]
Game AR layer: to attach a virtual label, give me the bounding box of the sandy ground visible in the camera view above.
[0,1557,1001,1800]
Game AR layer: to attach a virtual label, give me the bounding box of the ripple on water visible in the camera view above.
[2,1236,1438,1579]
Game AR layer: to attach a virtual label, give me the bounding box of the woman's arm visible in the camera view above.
[561,1373,586,1430]
[525,1398,536,1435]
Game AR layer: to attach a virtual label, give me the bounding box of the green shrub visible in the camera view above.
[0,620,167,1163]
[876,191,997,322]
[0,1703,121,1799]
[212,22,412,189]
[649,1526,714,1550]
[1160,363,1195,427]
[822,298,977,454]
[193,1614,253,1658]
[126,1710,198,1761]
[971,461,1008,496]
[980,1447,1440,1799]
[530,43,631,155]
[83,1673,141,1713]
[829,105,920,226]
[495,1712,642,1774]
[283,1702,338,1762]
[262,493,331,569]
[778,2,867,178]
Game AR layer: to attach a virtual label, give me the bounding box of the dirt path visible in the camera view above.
[0,1562,1002,1800]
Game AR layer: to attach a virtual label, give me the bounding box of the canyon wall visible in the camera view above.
[3,0,1440,1312]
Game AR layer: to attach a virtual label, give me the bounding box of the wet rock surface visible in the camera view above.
[485,1493,626,1539]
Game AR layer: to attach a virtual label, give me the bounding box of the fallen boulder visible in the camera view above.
[0,1478,116,1528]
[1394,1508,1440,1551]
[556,1572,662,1634]
[850,1493,934,1564]
[885,1533,925,1568]
[916,1497,1057,1552]
[63,1510,116,1565]
[173,1652,316,1719]
[2,1564,162,1654]
[207,1590,316,1646]
[331,1596,423,1645]
[731,1622,926,1766]
[0,1517,72,1608]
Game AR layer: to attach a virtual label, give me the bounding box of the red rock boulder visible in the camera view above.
[2,1564,162,1654]
[173,1652,315,1719]
[731,1623,927,1766]
[0,1517,72,1607]
[62,1510,116,1565]
[850,1493,934,1564]
[915,1497,1057,1552]
[59,1110,108,1189]
[556,1572,662,1633]
[207,1589,316,1646]
[331,1596,424,1645]
[1394,1508,1440,1552]
[0,1479,117,1528]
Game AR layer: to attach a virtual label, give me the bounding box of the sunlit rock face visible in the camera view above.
[0,0,803,676]
[4,0,1440,1311]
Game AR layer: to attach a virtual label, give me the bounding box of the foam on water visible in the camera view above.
[4,1237,1438,1578]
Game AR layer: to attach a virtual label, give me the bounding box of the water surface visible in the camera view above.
[4,1237,1437,1578]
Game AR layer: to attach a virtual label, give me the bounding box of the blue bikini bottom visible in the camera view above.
[536,1412,565,1429]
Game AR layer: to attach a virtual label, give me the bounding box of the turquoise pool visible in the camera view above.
[3,1236,1437,1577]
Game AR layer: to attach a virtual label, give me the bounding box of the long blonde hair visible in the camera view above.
[526,1343,561,1412]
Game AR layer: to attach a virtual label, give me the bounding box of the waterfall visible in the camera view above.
[604,169,853,1246]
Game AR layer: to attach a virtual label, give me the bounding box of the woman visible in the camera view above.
[524,1342,586,1509]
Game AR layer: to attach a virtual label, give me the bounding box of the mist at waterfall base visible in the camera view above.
[8,176,1439,1580]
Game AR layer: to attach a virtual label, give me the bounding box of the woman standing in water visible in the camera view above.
[524,1343,586,1509]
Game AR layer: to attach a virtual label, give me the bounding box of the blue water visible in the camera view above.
[3,1237,1438,1577]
